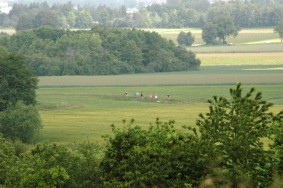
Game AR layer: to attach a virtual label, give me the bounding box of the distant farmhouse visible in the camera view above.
[127,0,166,14]
[0,0,12,14]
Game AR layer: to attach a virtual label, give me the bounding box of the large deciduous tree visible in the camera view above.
[0,51,38,111]
[202,16,240,44]
[202,23,218,45]
[196,83,283,187]
[274,19,283,43]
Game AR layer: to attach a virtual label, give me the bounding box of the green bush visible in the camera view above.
[0,101,42,143]
[101,119,209,187]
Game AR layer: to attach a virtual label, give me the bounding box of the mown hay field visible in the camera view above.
[198,52,283,66]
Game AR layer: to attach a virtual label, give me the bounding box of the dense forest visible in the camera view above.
[0,26,200,75]
[1,0,283,29]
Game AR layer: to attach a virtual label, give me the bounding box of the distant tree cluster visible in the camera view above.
[177,31,195,46]
[1,1,283,30]
[0,26,200,76]
[0,84,283,187]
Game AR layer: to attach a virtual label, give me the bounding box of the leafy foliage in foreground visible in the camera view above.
[0,26,200,76]
[101,119,209,187]
[2,142,103,188]
[196,83,282,187]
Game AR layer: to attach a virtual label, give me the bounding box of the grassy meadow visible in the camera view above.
[2,27,278,144]
[37,85,283,144]
[150,28,279,45]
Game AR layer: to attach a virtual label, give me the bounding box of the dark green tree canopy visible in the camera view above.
[0,27,201,75]
[0,50,38,111]
[202,16,240,44]
[0,101,41,143]
[177,31,195,46]
[101,119,209,187]
[202,23,218,45]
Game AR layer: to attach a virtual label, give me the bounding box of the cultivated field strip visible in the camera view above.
[197,52,283,66]
[38,72,283,87]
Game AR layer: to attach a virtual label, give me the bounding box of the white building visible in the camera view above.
[136,0,166,6]
[0,0,12,14]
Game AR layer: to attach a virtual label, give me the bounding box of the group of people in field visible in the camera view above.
[124,91,170,102]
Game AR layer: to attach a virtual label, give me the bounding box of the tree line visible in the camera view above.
[1,1,283,30]
[0,58,283,187]
[0,26,200,76]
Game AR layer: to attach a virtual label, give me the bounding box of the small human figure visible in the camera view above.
[154,94,158,101]
[148,94,153,101]
[135,92,140,98]
[140,92,144,99]
[166,94,170,100]
[124,92,128,97]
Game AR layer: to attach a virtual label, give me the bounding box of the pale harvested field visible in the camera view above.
[197,52,283,66]
[239,28,274,33]
[199,52,283,57]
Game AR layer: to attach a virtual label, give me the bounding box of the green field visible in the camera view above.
[188,43,283,53]
[149,28,282,53]
[37,84,283,145]
[149,28,278,44]
[12,27,280,145]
